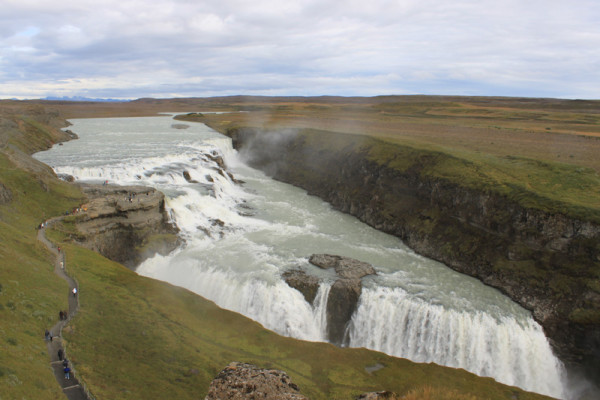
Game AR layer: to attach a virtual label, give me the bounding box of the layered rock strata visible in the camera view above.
[73,184,180,268]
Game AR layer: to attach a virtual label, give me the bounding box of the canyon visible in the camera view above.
[224,125,600,381]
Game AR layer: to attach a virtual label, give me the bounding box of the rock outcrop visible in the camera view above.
[72,183,180,268]
[309,254,376,279]
[0,182,12,204]
[229,127,600,379]
[204,362,308,400]
[356,392,400,400]
[284,254,376,345]
[282,269,321,305]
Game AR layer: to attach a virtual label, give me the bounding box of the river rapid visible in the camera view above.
[34,115,575,398]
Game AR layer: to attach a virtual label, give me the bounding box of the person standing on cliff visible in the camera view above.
[72,287,77,297]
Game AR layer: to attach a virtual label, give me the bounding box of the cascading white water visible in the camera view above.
[33,115,573,398]
[349,286,566,397]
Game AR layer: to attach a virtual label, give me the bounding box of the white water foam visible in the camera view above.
[348,286,566,398]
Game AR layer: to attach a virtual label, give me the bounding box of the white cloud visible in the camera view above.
[0,0,598,99]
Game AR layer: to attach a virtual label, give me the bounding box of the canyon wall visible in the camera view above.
[226,127,600,378]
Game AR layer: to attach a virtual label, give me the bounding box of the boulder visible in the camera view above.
[356,392,400,400]
[327,278,362,345]
[309,254,376,279]
[182,170,198,183]
[206,153,226,170]
[284,254,377,345]
[57,173,75,182]
[170,123,189,129]
[204,362,308,400]
[0,182,12,204]
[282,269,320,305]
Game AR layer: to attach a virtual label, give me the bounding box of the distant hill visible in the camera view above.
[42,95,129,102]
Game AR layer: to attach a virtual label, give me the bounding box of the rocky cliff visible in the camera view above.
[71,184,180,268]
[0,105,181,269]
[284,254,376,345]
[227,126,600,380]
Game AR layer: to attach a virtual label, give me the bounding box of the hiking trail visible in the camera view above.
[38,217,91,400]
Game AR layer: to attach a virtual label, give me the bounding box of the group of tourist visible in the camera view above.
[45,311,75,381]
[39,211,82,386]
[57,348,70,378]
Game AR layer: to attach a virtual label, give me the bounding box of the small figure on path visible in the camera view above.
[45,329,50,341]
[62,310,68,320]
[72,287,77,297]
[58,349,63,361]
[58,246,61,253]
[59,310,64,320]
[63,359,69,368]
[64,366,71,380]
[60,261,64,269]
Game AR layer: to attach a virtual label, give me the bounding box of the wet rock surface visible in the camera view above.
[284,254,376,345]
[282,269,320,305]
[204,362,308,400]
[309,254,376,279]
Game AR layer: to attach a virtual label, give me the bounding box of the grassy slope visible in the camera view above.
[183,97,600,223]
[0,152,83,399]
[0,103,556,399]
[52,240,549,400]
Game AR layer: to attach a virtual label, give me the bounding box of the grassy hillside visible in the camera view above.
[177,97,600,224]
[0,103,558,399]
[0,154,83,399]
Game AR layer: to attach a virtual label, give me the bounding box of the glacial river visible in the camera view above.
[34,115,572,398]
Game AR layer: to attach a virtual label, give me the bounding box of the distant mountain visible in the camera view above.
[42,96,129,102]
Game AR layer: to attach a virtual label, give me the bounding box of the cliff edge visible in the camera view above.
[70,183,180,268]
[226,126,600,381]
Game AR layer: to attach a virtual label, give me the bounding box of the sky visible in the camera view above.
[1,0,599,100]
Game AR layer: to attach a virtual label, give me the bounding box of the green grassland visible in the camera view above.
[0,102,559,398]
[180,97,600,223]
[51,240,552,399]
[0,150,83,399]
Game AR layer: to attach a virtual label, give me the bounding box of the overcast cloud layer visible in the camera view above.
[1,0,599,99]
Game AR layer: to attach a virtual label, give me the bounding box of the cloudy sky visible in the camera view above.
[1,0,599,99]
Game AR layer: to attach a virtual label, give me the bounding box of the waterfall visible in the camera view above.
[34,115,577,398]
[348,286,566,398]
[313,282,333,339]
